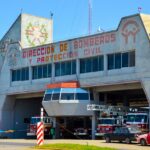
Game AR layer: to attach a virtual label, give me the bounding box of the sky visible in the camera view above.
[1,0,150,42]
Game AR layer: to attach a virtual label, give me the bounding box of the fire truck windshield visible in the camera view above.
[30,117,52,124]
[31,117,41,124]
[127,114,147,123]
[98,118,117,125]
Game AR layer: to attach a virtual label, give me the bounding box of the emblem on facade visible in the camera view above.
[8,46,20,67]
[25,22,48,46]
[121,20,140,44]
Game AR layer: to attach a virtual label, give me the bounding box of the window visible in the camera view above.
[72,60,76,74]
[32,66,38,79]
[75,93,89,100]
[80,59,85,73]
[44,94,52,101]
[38,65,43,79]
[86,58,92,72]
[32,64,51,79]
[108,54,114,70]
[80,56,104,73]
[16,70,21,81]
[115,53,121,69]
[66,61,71,75]
[55,60,76,76]
[61,62,66,76]
[107,51,135,70]
[43,65,48,78]
[92,57,98,72]
[12,67,29,82]
[52,93,60,100]
[55,63,60,76]
[21,67,29,81]
[61,93,74,100]
[122,52,128,67]
[99,55,104,71]
[12,70,16,81]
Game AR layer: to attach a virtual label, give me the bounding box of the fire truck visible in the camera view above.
[27,116,53,138]
[126,112,149,133]
[95,117,123,137]
[87,104,150,137]
[87,104,127,137]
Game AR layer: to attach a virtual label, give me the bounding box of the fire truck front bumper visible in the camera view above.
[95,132,104,136]
[27,132,36,136]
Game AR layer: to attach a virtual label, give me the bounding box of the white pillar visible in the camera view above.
[40,108,44,122]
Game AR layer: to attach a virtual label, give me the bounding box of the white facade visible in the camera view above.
[0,13,150,138]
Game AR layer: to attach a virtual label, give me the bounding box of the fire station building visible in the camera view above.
[0,13,150,139]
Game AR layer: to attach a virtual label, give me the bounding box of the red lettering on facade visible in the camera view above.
[84,47,101,57]
[37,48,40,56]
[41,48,45,55]
[121,20,140,44]
[111,33,116,42]
[100,36,104,44]
[37,58,41,63]
[95,36,100,45]
[29,50,32,57]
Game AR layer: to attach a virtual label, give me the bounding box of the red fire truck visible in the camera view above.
[87,104,126,137]
[95,117,123,137]
[27,116,53,138]
[126,112,149,133]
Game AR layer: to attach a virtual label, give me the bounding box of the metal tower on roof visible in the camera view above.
[88,0,92,35]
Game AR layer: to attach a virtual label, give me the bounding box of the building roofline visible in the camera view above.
[23,13,146,50]
[21,13,52,21]
[20,13,150,51]
[0,14,21,42]
[0,13,52,43]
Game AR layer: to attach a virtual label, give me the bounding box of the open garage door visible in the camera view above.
[13,97,43,138]
[55,117,92,139]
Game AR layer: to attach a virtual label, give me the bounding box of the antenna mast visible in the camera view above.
[88,0,92,35]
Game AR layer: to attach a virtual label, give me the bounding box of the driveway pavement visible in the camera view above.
[0,139,150,150]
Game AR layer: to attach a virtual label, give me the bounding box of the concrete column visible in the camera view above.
[0,95,16,138]
[52,117,56,139]
[91,115,96,139]
[76,58,80,80]
[93,89,99,104]
[51,62,55,83]
[29,66,32,84]
[104,54,107,75]
[141,79,150,132]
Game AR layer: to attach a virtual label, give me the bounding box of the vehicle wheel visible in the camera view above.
[105,137,111,143]
[140,139,147,146]
[125,138,131,144]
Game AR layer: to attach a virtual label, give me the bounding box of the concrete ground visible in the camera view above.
[0,139,150,150]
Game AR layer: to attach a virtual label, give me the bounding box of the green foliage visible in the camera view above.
[34,144,117,150]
